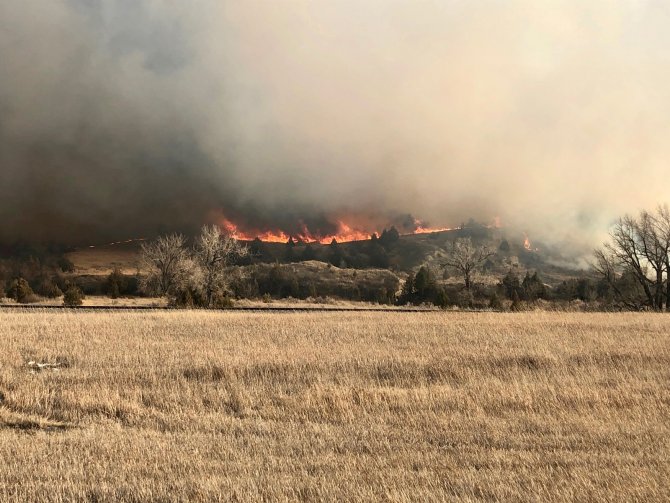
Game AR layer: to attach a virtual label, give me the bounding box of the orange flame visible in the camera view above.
[523,233,539,252]
[411,218,455,235]
[215,213,482,244]
[222,218,292,243]
[220,218,372,244]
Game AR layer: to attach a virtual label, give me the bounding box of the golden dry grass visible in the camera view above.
[0,311,668,502]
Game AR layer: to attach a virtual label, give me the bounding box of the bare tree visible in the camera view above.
[140,234,191,297]
[655,205,670,308]
[442,237,494,290]
[194,225,248,307]
[594,205,670,311]
[593,248,633,309]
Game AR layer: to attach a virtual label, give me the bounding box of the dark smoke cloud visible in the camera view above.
[2,1,670,253]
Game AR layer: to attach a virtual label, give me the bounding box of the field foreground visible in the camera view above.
[0,311,668,502]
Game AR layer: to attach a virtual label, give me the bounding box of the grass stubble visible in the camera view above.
[0,310,668,501]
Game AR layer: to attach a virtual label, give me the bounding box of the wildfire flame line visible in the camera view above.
[217,216,489,244]
[220,218,377,244]
[81,216,502,250]
[411,218,454,236]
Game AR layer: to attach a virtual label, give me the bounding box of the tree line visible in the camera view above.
[3,206,670,310]
[594,205,670,311]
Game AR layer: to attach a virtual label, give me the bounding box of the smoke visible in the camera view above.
[2,1,670,253]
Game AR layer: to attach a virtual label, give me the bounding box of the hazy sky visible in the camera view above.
[1,0,669,251]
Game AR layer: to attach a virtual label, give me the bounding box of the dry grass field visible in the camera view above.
[0,311,668,502]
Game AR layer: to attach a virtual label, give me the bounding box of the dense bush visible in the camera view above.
[230,262,399,304]
[398,266,448,307]
[63,285,85,306]
[171,286,206,308]
[105,268,139,298]
[489,292,503,310]
[58,257,76,273]
[553,278,600,302]
[34,275,63,298]
[522,272,547,301]
[501,269,522,299]
[456,289,474,309]
[6,277,36,303]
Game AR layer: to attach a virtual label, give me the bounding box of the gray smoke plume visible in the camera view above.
[2,1,670,254]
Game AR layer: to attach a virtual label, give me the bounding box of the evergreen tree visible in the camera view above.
[301,244,317,262]
[434,288,449,309]
[502,269,521,299]
[328,239,344,267]
[58,257,75,273]
[522,271,546,301]
[63,285,84,307]
[399,266,442,306]
[6,277,33,303]
[414,266,432,299]
[379,226,400,248]
[399,273,415,304]
[285,239,296,262]
[106,267,128,298]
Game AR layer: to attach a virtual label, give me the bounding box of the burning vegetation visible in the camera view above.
[216,213,492,244]
[219,217,373,244]
[523,233,539,252]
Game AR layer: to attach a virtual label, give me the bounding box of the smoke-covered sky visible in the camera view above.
[2,1,670,251]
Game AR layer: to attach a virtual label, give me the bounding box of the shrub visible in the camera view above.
[63,285,85,307]
[502,270,521,299]
[7,277,34,303]
[489,292,503,310]
[171,286,207,308]
[434,288,449,309]
[398,266,443,306]
[456,289,474,309]
[522,272,546,301]
[58,257,76,273]
[106,268,129,298]
[211,291,234,308]
[46,284,63,299]
[35,275,63,298]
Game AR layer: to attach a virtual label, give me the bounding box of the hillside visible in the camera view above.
[66,244,142,276]
[67,224,585,300]
[64,225,586,289]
